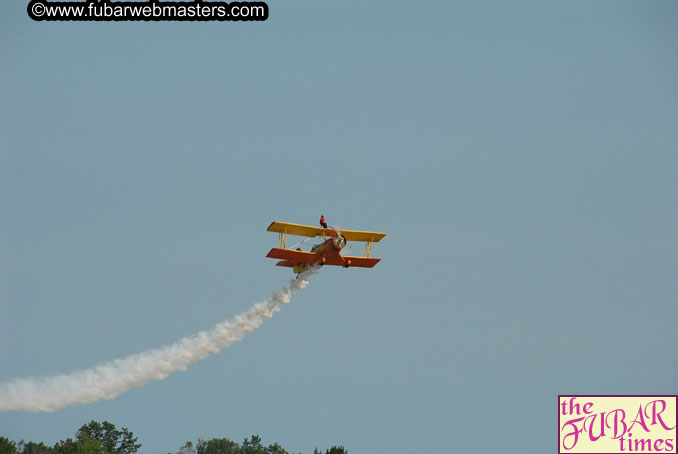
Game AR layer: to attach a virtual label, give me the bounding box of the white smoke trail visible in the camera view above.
[0,268,319,413]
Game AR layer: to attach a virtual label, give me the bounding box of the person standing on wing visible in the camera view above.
[319,215,328,229]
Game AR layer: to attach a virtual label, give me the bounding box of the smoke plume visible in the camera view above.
[0,268,318,413]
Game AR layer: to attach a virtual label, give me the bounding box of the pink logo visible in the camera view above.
[559,395,677,453]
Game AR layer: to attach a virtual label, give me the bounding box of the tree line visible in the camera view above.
[0,421,347,454]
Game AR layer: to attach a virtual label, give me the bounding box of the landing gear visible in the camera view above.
[293,263,309,274]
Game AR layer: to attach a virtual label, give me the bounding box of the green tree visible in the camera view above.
[18,442,52,454]
[241,436,264,454]
[325,448,347,454]
[178,442,196,454]
[52,439,78,454]
[264,442,287,454]
[76,422,140,454]
[0,437,18,454]
[74,435,104,454]
[196,438,240,454]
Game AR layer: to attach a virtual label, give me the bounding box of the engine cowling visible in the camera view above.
[331,233,347,250]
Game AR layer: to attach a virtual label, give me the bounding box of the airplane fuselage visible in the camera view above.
[266,222,385,273]
[292,234,347,273]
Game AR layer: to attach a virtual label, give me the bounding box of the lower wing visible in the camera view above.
[323,255,381,268]
[266,248,381,268]
[266,248,320,264]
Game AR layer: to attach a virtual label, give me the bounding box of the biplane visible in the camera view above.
[266,221,387,274]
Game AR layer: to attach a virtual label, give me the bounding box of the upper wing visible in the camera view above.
[266,248,320,264]
[267,221,387,242]
[267,222,331,238]
[339,230,387,243]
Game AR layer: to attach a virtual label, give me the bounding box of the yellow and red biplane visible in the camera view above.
[266,221,387,274]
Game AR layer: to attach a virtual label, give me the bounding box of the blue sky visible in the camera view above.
[1,1,677,452]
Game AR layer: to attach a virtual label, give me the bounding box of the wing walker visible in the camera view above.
[266,217,387,275]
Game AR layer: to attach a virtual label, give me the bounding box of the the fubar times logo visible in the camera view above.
[559,396,677,453]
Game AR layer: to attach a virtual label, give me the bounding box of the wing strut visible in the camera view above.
[364,240,372,257]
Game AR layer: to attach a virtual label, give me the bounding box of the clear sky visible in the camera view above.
[1,1,677,452]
